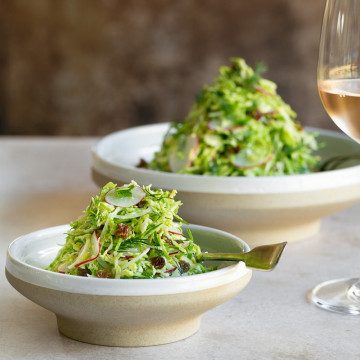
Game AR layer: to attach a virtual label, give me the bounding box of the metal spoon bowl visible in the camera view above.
[201,242,287,270]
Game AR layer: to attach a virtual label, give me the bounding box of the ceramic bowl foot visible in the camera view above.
[57,315,201,347]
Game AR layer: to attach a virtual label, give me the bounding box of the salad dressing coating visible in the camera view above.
[149,58,319,176]
[48,182,210,278]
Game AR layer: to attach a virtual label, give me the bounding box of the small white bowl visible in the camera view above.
[6,224,252,347]
[92,123,360,245]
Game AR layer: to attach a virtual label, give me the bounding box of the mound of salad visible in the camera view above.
[48,181,209,279]
[148,58,319,176]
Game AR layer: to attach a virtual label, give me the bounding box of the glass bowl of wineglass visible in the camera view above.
[310,0,360,314]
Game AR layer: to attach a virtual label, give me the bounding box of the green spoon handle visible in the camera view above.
[201,252,248,262]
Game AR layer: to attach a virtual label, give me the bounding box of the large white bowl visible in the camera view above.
[6,224,252,347]
[92,123,360,245]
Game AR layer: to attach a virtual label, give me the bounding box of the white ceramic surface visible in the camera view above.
[92,123,360,244]
[6,224,252,346]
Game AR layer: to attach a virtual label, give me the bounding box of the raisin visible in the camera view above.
[151,256,166,269]
[137,158,148,168]
[252,110,262,120]
[96,269,112,278]
[137,200,146,208]
[77,268,89,277]
[116,224,130,238]
[179,260,190,273]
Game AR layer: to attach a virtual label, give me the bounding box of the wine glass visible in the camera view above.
[310,0,360,314]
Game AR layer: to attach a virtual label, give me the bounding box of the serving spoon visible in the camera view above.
[318,153,360,171]
[200,242,287,271]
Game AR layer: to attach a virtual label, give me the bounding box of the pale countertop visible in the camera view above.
[1,137,360,360]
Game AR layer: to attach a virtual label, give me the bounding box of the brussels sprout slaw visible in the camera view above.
[148,58,319,176]
[48,181,209,278]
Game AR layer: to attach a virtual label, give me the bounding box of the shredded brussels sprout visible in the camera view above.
[148,58,319,176]
[48,181,210,278]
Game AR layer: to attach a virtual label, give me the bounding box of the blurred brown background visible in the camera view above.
[0,0,333,136]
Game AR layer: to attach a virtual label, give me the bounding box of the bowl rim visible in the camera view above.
[92,123,360,194]
[6,224,251,297]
